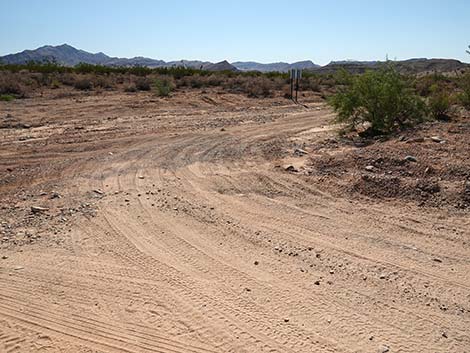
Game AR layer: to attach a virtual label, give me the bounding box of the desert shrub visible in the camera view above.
[0,75,26,96]
[51,79,61,89]
[58,73,77,86]
[153,78,173,97]
[304,77,321,92]
[329,66,427,135]
[74,78,93,90]
[0,94,15,101]
[242,77,274,98]
[428,84,451,119]
[124,84,137,92]
[458,72,470,109]
[93,75,114,89]
[135,77,151,91]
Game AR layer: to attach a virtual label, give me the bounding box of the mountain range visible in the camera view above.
[1,44,468,74]
[0,44,320,72]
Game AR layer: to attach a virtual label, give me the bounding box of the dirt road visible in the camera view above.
[1,90,469,352]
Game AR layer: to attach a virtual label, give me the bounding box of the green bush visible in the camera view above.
[135,77,151,91]
[458,72,470,109]
[329,66,427,135]
[124,84,137,93]
[153,78,172,97]
[428,84,451,119]
[74,78,93,90]
[0,94,14,101]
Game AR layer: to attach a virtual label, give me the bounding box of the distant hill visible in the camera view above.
[204,60,238,72]
[311,59,470,75]
[232,60,319,72]
[0,44,308,72]
[1,44,468,74]
[0,44,168,68]
[0,44,113,66]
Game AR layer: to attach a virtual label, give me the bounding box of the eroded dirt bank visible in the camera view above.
[0,89,469,352]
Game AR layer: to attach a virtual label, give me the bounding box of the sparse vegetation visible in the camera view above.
[135,77,151,91]
[329,66,427,135]
[459,71,470,109]
[153,78,173,97]
[428,84,451,119]
[0,94,15,101]
[74,78,93,91]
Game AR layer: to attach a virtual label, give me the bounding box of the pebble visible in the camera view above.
[294,148,308,156]
[253,261,259,266]
[285,165,298,173]
[31,206,48,214]
[404,155,417,162]
[1,255,8,260]
[50,192,61,199]
[314,280,321,285]
[378,345,390,353]
[430,136,443,143]
[365,165,375,172]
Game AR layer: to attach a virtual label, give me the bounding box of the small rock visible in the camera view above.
[433,258,443,263]
[430,136,443,143]
[14,266,24,271]
[442,331,448,338]
[50,192,61,199]
[2,255,8,260]
[285,165,298,173]
[329,269,335,274]
[93,189,104,195]
[365,165,375,172]
[253,261,259,266]
[404,155,418,162]
[138,176,145,179]
[314,280,321,285]
[283,318,289,323]
[220,127,226,132]
[31,206,48,214]
[378,345,390,353]
[294,148,308,156]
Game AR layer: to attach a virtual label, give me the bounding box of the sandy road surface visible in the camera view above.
[0,90,469,352]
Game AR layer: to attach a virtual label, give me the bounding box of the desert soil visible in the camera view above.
[0,89,469,353]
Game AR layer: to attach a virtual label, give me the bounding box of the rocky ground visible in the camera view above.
[0,87,469,352]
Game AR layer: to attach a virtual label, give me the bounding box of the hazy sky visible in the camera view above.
[1,0,469,65]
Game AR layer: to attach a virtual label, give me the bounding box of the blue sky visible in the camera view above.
[1,0,469,65]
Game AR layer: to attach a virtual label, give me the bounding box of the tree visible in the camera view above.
[329,66,427,135]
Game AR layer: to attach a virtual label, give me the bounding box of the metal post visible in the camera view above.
[295,70,299,102]
[290,69,294,100]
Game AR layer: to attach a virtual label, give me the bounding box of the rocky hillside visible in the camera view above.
[312,59,469,75]
[232,60,319,72]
